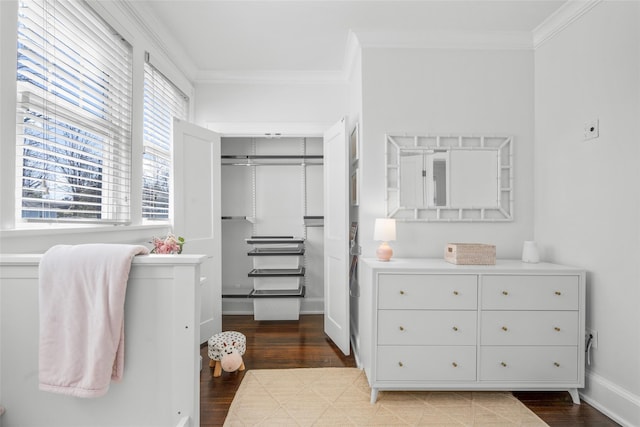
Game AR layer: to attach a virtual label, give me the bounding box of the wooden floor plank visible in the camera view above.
[199,314,619,426]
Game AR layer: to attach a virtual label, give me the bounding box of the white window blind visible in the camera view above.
[16,0,133,223]
[142,58,189,220]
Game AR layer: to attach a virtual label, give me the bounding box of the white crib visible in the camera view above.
[0,254,205,427]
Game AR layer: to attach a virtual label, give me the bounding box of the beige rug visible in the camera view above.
[223,368,548,426]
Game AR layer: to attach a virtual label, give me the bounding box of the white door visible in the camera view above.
[323,117,350,355]
[173,119,221,343]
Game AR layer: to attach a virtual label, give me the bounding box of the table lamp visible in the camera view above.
[374,218,396,261]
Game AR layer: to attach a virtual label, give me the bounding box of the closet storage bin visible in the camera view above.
[249,267,305,290]
[251,286,306,320]
[248,246,304,269]
[445,243,496,265]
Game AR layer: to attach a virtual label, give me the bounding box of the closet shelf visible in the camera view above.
[248,267,305,277]
[249,285,306,299]
[222,286,306,299]
[248,247,305,256]
[222,154,323,166]
[222,216,256,223]
[246,236,305,244]
[222,291,252,299]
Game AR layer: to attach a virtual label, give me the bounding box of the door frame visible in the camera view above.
[206,121,349,337]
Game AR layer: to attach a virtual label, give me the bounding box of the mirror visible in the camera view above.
[386,134,513,222]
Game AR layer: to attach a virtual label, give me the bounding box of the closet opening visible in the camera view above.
[220,136,324,320]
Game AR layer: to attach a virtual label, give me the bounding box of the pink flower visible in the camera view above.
[151,234,184,254]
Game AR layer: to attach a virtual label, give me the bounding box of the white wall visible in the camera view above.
[358,47,535,260]
[194,81,347,128]
[534,2,640,425]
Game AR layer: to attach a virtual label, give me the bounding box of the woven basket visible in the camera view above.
[445,243,496,265]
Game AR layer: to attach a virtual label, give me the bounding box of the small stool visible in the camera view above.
[207,331,246,377]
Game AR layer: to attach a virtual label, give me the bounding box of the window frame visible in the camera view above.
[142,56,189,222]
[1,0,195,235]
[15,0,134,225]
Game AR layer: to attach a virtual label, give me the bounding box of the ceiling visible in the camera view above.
[134,0,567,79]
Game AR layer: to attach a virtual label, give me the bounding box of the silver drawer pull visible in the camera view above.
[453,290,459,296]
[554,362,560,367]
[398,361,404,367]
[500,362,507,367]
[399,326,405,331]
[501,326,508,332]
[555,291,562,296]
[452,326,458,332]
[502,291,509,296]
[452,362,458,368]
[554,327,561,332]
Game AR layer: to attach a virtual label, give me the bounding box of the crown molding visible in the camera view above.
[353,29,534,51]
[116,1,198,82]
[104,1,595,85]
[194,70,346,85]
[196,29,532,84]
[533,0,603,48]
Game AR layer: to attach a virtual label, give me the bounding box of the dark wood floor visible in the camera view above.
[200,315,618,426]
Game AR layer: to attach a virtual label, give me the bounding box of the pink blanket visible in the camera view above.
[38,244,149,398]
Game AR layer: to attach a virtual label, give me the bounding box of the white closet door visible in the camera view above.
[323,117,350,355]
[173,119,221,343]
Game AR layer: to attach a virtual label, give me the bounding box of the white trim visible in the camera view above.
[0,223,169,239]
[533,0,603,48]
[580,370,640,427]
[195,69,344,85]
[193,29,533,84]
[354,29,533,50]
[0,0,19,230]
[102,0,198,84]
[205,122,332,137]
[301,297,324,314]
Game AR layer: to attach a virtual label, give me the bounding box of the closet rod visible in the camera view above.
[223,162,322,166]
[221,155,323,160]
[222,155,323,166]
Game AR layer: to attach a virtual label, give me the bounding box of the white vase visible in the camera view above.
[522,241,540,263]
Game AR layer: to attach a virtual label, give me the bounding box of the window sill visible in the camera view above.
[0,223,170,239]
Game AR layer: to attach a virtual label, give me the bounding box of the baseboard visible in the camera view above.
[300,297,323,314]
[221,297,323,316]
[221,299,252,314]
[580,370,640,427]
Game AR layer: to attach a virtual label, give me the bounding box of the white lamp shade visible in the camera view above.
[374,218,396,242]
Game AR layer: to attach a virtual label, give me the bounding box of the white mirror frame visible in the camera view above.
[386,134,513,222]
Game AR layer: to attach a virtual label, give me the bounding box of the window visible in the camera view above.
[16,0,133,223]
[142,58,189,221]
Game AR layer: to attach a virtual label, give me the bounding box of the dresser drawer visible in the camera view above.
[482,275,579,310]
[480,346,578,382]
[481,311,579,346]
[378,274,477,309]
[377,346,476,381]
[378,310,477,345]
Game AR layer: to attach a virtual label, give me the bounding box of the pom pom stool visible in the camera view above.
[207,331,246,377]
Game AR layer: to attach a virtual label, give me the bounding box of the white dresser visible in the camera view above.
[359,258,585,404]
